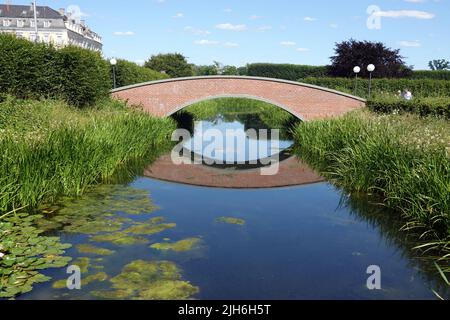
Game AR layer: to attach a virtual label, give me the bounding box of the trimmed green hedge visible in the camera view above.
[0,34,111,107]
[411,70,450,80]
[113,59,169,87]
[367,97,450,118]
[247,63,328,80]
[301,77,450,98]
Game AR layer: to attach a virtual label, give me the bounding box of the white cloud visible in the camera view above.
[113,31,135,36]
[184,26,211,36]
[404,0,426,3]
[374,10,435,19]
[224,42,239,48]
[66,5,88,23]
[215,23,247,31]
[399,40,421,47]
[280,41,296,46]
[194,39,219,45]
[330,23,338,29]
[303,17,317,22]
[257,25,273,31]
[250,15,263,20]
[296,48,310,52]
[224,8,232,13]
[172,13,184,19]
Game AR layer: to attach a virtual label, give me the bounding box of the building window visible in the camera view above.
[44,20,51,28]
[3,19,11,27]
[43,33,49,43]
[16,32,23,38]
[30,33,37,42]
[17,20,25,28]
[30,20,35,28]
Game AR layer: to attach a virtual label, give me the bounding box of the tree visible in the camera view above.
[144,53,194,78]
[329,39,412,78]
[194,65,219,76]
[222,65,238,75]
[428,59,450,70]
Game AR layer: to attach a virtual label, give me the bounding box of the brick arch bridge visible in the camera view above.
[111,76,366,121]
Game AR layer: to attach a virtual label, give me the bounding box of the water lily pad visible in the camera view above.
[76,244,115,256]
[72,257,90,273]
[216,217,246,226]
[0,213,71,298]
[150,238,202,252]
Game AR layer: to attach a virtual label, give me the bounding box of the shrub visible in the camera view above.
[0,34,111,107]
[53,46,111,107]
[410,70,450,80]
[246,63,329,81]
[367,97,450,118]
[301,77,450,98]
[112,59,169,87]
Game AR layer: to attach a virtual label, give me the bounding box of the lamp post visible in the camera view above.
[353,66,361,96]
[367,64,376,99]
[110,58,117,89]
[32,0,38,42]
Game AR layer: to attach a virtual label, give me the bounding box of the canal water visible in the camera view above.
[20,108,449,300]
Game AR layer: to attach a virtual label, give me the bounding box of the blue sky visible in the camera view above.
[30,0,449,69]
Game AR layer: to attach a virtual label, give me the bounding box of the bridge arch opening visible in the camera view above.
[166,94,305,121]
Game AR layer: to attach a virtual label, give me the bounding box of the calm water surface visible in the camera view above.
[20,112,449,300]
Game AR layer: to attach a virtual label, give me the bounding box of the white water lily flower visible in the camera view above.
[0,252,4,259]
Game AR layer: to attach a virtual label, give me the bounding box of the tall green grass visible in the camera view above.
[293,110,450,273]
[0,97,175,212]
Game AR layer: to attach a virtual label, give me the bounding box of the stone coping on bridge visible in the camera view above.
[111,75,366,103]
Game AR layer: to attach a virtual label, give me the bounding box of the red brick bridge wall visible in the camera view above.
[111,76,366,121]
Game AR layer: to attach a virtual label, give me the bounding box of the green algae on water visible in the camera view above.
[90,232,149,246]
[90,260,199,300]
[72,257,91,273]
[52,272,108,289]
[124,217,176,235]
[76,244,115,256]
[216,217,246,226]
[150,237,202,252]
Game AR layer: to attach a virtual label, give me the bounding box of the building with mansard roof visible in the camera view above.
[0,4,102,51]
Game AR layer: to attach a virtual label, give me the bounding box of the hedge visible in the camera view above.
[410,70,450,80]
[112,59,169,88]
[246,63,328,81]
[367,97,450,118]
[0,34,111,107]
[300,77,450,98]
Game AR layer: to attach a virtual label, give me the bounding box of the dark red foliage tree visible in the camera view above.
[329,39,412,78]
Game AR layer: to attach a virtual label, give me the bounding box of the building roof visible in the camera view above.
[0,4,62,19]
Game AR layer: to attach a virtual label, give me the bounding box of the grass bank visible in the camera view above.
[0,97,176,213]
[293,110,450,277]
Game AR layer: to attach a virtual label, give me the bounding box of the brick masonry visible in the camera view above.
[111,76,366,121]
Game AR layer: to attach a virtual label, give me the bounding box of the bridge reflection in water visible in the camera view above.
[144,153,324,189]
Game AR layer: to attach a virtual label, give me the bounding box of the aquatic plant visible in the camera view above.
[90,232,150,246]
[0,97,175,213]
[150,237,202,252]
[76,244,115,256]
[124,217,176,235]
[216,217,246,226]
[52,272,108,289]
[0,212,72,299]
[90,260,199,300]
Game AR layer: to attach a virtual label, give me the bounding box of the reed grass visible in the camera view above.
[293,110,450,274]
[0,97,175,212]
